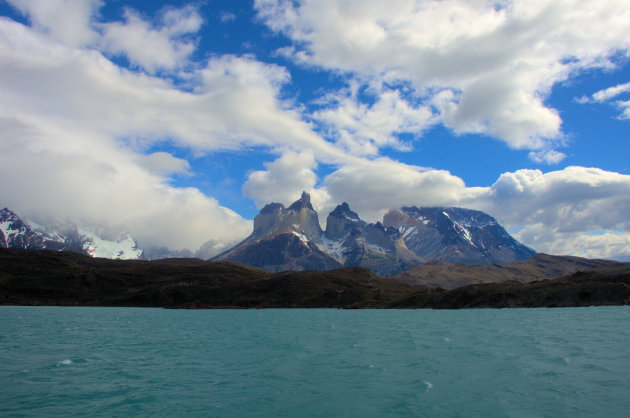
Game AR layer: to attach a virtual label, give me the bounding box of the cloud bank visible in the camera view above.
[257,0,630,160]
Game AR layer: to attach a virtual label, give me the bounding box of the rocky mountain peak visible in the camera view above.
[325,202,365,241]
[329,202,359,219]
[1,207,19,222]
[1,207,142,259]
[287,191,314,211]
[252,192,322,240]
[384,206,536,265]
[260,202,285,214]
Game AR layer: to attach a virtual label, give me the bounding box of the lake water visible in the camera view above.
[1,306,629,417]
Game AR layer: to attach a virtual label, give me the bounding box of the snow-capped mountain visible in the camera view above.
[214,192,537,275]
[383,206,537,265]
[0,207,142,260]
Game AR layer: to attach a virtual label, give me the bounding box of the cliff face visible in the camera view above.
[214,192,341,272]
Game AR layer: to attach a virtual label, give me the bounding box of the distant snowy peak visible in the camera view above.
[384,206,536,265]
[0,207,142,260]
[77,227,142,260]
[0,207,44,249]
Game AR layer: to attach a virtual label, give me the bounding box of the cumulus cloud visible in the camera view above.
[481,167,630,232]
[0,18,349,159]
[461,167,630,260]
[6,0,101,47]
[0,7,347,251]
[0,117,251,250]
[137,152,192,176]
[312,82,435,155]
[100,5,203,73]
[256,0,630,156]
[243,150,319,208]
[321,158,482,222]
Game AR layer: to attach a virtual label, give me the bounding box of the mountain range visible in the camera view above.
[0,207,142,259]
[2,194,536,275]
[213,192,536,275]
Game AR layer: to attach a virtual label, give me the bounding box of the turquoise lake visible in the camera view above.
[1,306,629,417]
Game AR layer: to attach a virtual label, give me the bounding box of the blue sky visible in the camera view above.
[1,0,629,260]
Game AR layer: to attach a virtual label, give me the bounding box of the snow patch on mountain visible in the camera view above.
[442,211,475,247]
[79,227,142,260]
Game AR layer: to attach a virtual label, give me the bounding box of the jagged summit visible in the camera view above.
[325,202,365,241]
[329,202,359,219]
[251,192,322,241]
[287,191,315,211]
[260,202,284,214]
[215,198,537,274]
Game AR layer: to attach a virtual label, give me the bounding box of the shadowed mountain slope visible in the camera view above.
[0,249,416,308]
[392,262,630,309]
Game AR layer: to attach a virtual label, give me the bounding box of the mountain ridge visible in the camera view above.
[0,207,142,259]
[214,192,537,274]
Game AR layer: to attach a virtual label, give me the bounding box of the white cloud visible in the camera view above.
[580,81,630,120]
[0,13,349,251]
[528,149,567,164]
[312,82,435,155]
[100,5,203,73]
[137,152,192,176]
[617,100,630,120]
[6,0,101,47]
[482,167,630,232]
[256,0,630,152]
[591,82,630,102]
[288,162,628,260]
[322,158,475,222]
[0,116,251,250]
[469,167,630,260]
[220,12,237,23]
[0,20,348,160]
[243,150,319,208]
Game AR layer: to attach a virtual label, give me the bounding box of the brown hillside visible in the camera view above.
[389,253,618,289]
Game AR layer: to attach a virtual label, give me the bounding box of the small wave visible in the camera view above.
[424,381,433,390]
[58,359,73,366]
[444,338,450,342]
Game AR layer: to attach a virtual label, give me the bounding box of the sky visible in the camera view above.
[0,0,629,260]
